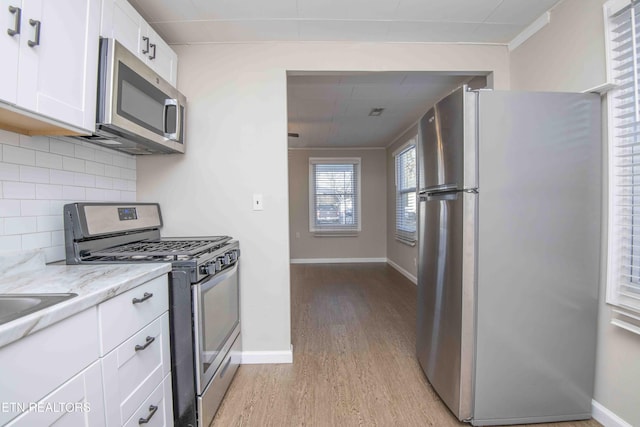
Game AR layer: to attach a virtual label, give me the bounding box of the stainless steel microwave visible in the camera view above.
[73,38,186,155]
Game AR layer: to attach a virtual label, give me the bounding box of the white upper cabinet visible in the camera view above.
[142,22,178,86]
[0,0,100,134]
[0,0,21,104]
[101,0,178,86]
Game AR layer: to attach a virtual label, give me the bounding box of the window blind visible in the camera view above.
[607,0,640,312]
[308,158,361,233]
[394,142,417,243]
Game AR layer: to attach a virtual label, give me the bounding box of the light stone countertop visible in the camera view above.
[0,250,171,349]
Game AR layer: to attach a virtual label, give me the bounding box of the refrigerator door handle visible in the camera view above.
[421,188,478,201]
[421,183,459,193]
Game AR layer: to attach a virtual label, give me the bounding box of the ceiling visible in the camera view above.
[129,0,561,44]
[127,1,562,149]
[287,72,476,149]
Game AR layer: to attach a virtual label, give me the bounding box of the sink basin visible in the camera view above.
[0,293,78,325]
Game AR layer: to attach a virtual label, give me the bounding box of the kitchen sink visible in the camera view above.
[0,293,78,326]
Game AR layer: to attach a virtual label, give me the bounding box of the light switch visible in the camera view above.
[253,194,264,211]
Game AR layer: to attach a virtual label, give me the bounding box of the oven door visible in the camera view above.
[192,263,240,394]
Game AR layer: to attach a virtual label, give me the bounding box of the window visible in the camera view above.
[309,158,361,233]
[606,0,640,314]
[394,140,417,244]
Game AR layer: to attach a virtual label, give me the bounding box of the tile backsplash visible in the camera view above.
[0,129,136,262]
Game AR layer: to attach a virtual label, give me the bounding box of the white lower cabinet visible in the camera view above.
[0,307,99,426]
[98,273,173,426]
[0,273,172,427]
[123,374,173,427]
[102,313,172,426]
[6,361,106,427]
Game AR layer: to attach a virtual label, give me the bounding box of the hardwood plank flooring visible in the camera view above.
[212,263,600,427]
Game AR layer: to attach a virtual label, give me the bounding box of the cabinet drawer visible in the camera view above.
[6,361,105,427]
[102,313,171,426]
[0,307,99,426]
[123,374,173,427]
[99,274,168,355]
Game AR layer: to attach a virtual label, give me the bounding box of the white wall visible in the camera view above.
[137,42,510,355]
[510,1,639,426]
[510,0,607,92]
[0,130,136,263]
[288,148,387,261]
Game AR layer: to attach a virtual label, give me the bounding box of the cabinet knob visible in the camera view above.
[7,6,20,37]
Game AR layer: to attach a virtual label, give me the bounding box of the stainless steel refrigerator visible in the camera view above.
[416,86,600,426]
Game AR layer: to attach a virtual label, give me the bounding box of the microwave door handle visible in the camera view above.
[163,98,179,140]
[176,101,182,142]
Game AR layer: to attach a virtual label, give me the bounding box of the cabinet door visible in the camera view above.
[16,0,100,132]
[0,0,21,104]
[6,361,106,427]
[143,23,177,86]
[103,0,144,60]
[0,307,99,426]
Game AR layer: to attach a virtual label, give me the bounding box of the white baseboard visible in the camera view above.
[387,259,417,285]
[241,345,293,364]
[290,257,387,264]
[592,400,632,427]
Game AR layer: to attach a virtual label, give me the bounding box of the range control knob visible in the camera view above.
[216,257,225,269]
[199,262,214,275]
[229,250,238,262]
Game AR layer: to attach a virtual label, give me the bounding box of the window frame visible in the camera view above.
[308,157,362,234]
[393,139,418,245]
[605,0,640,317]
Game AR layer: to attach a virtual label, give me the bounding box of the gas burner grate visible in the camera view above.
[89,236,231,258]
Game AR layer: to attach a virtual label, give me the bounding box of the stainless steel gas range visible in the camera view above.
[64,202,240,427]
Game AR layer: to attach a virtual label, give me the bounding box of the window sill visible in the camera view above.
[312,231,360,237]
[610,306,640,336]
[395,236,416,247]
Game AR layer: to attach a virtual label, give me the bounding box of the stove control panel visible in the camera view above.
[199,249,240,276]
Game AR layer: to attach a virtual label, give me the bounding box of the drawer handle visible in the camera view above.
[132,292,153,304]
[138,404,158,424]
[135,336,155,352]
[149,43,156,60]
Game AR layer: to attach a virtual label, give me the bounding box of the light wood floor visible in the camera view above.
[212,263,601,427]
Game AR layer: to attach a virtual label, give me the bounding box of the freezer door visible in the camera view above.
[418,86,477,192]
[417,190,476,421]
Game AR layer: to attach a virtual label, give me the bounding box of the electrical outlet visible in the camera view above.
[253,194,264,211]
[295,232,300,238]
